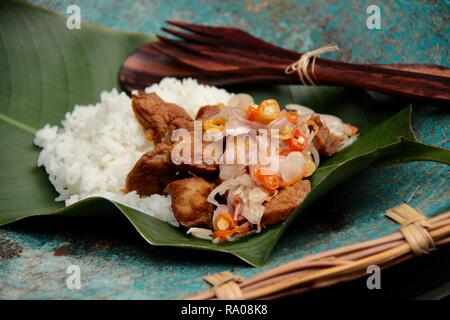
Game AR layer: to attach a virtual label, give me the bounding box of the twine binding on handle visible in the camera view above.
[285,44,339,85]
[203,271,244,300]
[385,204,436,255]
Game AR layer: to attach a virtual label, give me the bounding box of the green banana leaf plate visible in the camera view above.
[1,1,449,266]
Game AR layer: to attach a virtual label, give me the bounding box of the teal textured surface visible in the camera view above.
[0,0,449,299]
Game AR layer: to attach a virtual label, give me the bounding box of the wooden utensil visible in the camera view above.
[119,21,450,105]
[187,207,450,300]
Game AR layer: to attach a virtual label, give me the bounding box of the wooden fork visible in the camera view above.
[119,21,450,105]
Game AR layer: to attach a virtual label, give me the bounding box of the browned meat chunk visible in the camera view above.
[125,144,177,196]
[132,93,193,143]
[169,117,195,133]
[262,179,311,226]
[167,117,195,145]
[309,115,343,157]
[165,177,215,228]
[195,104,223,121]
[179,162,219,177]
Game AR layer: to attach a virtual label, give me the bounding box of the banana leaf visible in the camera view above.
[0,1,449,266]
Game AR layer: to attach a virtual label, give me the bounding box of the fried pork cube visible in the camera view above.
[168,117,195,134]
[195,104,223,121]
[309,115,344,157]
[125,143,177,196]
[178,161,219,177]
[262,179,311,226]
[165,177,216,228]
[132,93,193,143]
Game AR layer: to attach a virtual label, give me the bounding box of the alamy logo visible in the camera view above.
[366,265,381,289]
[66,265,81,289]
[66,5,81,30]
[366,5,381,30]
[171,121,280,171]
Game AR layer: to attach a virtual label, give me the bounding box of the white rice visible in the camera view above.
[34,78,233,227]
[143,77,232,118]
